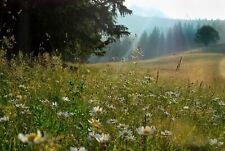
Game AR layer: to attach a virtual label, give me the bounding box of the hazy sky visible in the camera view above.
[125,0,225,19]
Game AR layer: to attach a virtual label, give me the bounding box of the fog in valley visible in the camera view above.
[89,17,225,63]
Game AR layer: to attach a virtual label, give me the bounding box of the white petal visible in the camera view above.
[18,134,28,143]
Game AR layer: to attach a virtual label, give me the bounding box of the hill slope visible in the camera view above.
[89,46,225,88]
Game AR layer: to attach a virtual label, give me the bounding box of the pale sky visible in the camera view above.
[125,0,225,19]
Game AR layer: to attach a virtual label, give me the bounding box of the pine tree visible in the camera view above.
[0,0,132,60]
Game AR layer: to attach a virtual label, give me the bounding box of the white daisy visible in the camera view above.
[89,106,104,116]
[70,147,87,151]
[18,130,46,144]
[94,133,110,143]
[137,126,155,136]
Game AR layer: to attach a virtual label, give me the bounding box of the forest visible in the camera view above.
[90,19,225,62]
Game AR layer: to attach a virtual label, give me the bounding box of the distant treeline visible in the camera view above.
[89,20,225,63]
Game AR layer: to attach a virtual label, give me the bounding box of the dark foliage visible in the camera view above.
[195,25,220,46]
[0,0,132,60]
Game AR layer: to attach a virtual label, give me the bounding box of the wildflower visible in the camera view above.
[212,97,220,102]
[145,113,152,118]
[70,147,87,151]
[218,101,225,106]
[171,117,176,121]
[209,138,218,145]
[183,106,189,110]
[119,129,135,140]
[161,130,172,136]
[164,111,170,116]
[166,91,180,98]
[88,131,96,141]
[137,126,155,136]
[94,133,110,143]
[149,93,156,98]
[18,130,46,144]
[218,141,224,146]
[0,116,9,122]
[126,134,135,141]
[123,108,129,114]
[40,99,49,103]
[144,76,155,81]
[106,119,118,124]
[62,96,70,102]
[89,106,104,116]
[107,104,116,110]
[18,84,26,89]
[51,102,58,107]
[15,103,25,108]
[55,80,60,83]
[16,95,23,100]
[57,111,69,118]
[209,138,224,146]
[88,99,96,104]
[88,118,103,132]
[142,106,149,111]
[117,123,129,130]
[171,98,178,104]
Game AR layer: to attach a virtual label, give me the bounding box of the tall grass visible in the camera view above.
[0,50,224,150]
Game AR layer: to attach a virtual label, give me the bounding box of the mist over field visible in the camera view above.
[89,16,225,63]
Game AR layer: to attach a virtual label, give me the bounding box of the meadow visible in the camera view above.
[0,49,225,151]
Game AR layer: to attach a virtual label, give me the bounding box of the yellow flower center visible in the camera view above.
[27,134,37,142]
[143,129,151,135]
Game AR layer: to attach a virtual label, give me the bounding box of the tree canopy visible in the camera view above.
[0,0,132,60]
[195,25,220,46]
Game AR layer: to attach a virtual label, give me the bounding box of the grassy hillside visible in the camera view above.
[89,47,225,91]
[0,49,225,150]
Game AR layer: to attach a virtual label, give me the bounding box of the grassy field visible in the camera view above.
[89,47,225,92]
[0,49,225,151]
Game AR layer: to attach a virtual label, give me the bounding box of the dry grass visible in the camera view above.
[88,50,225,91]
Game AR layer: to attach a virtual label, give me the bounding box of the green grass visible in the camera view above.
[0,50,225,151]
